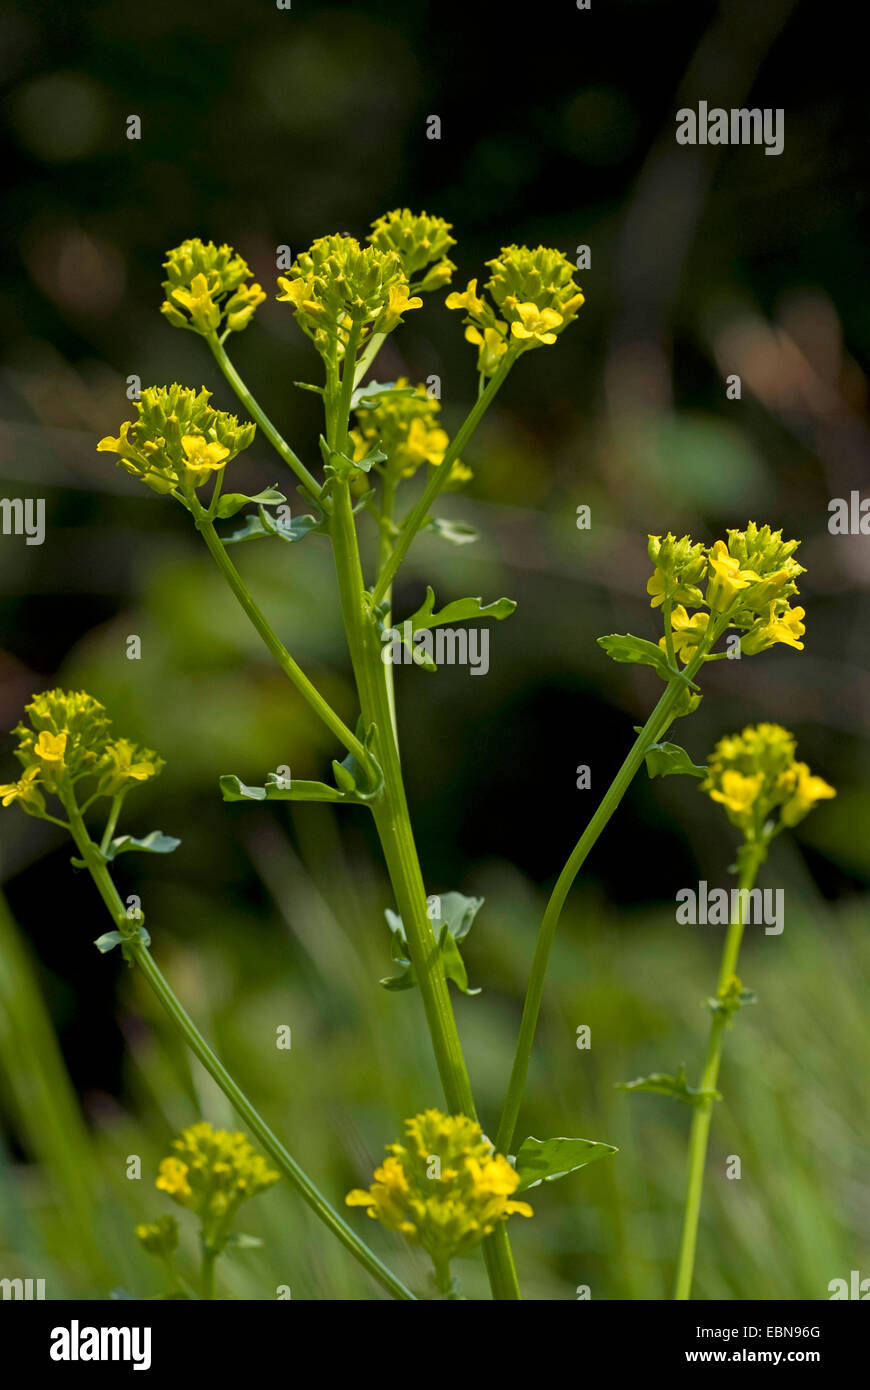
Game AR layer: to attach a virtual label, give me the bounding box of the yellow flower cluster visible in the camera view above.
[447,244,584,375]
[368,209,456,291]
[155,1122,279,1236]
[277,234,420,361]
[648,524,806,666]
[702,723,835,839]
[98,385,256,498]
[351,379,470,486]
[0,688,162,815]
[346,1109,532,1265]
[161,238,266,337]
[135,1213,179,1258]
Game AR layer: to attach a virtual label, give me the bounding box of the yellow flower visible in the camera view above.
[168,272,222,334]
[277,235,417,360]
[156,1156,193,1203]
[446,279,486,317]
[741,603,806,655]
[351,379,454,481]
[99,386,255,498]
[34,730,68,765]
[708,770,765,817]
[465,324,508,375]
[0,765,44,811]
[510,301,563,345]
[180,434,230,485]
[442,459,473,489]
[702,724,835,838]
[162,239,264,337]
[376,284,423,333]
[346,1109,532,1269]
[780,762,836,828]
[706,540,762,613]
[661,606,710,664]
[155,1122,278,1237]
[97,738,163,798]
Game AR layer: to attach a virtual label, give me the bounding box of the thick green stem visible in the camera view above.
[325,354,521,1300]
[673,845,764,1301]
[370,350,518,606]
[62,797,415,1301]
[208,335,321,501]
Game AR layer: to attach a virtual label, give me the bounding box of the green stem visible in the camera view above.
[673,844,765,1301]
[378,473,399,742]
[99,794,123,856]
[200,1244,217,1301]
[325,352,521,1301]
[370,350,518,606]
[494,675,690,1156]
[195,511,376,780]
[62,796,415,1301]
[352,332,386,389]
[207,335,321,501]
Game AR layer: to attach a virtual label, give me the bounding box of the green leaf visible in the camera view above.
[379,893,483,994]
[353,442,387,473]
[632,733,707,780]
[105,831,181,861]
[219,725,383,807]
[598,634,699,689]
[220,773,364,807]
[93,923,151,959]
[616,1063,721,1106]
[350,379,418,411]
[222,510,322,545]
[514,1135,618,1191]
[405,585,517,632]
[379,908,417,990]
[215,485,287,519]
[431,891,483,942]
[423,517,479,546]
[94,930,125,954]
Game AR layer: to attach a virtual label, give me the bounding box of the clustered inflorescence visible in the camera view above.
[346,1109,532,1276]
[154,1122,279,1225]
[350,378,471,487]
[0,689,162,817]
[447,244,584,375]
[702,723,835,841]
[647,523,806,666]
[97,385,256,500]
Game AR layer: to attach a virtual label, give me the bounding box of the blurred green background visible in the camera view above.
[0,0,867,1299]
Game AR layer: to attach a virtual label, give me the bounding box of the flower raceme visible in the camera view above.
[346,1110,532,1273]
[155,1122,279,1236]
[367,208,457,291]
[0,688,163,816]
[161,239,266,337]
[97,385,256,499]
[647,524,806,665]
[447,243,585,375]
[702,723,835,840]
[277,234,422,361]
[350,379,471,487]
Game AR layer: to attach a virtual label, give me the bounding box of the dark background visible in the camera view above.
[0,0,867,1300]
